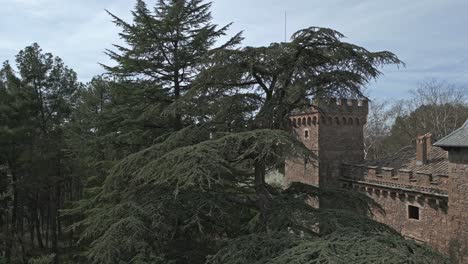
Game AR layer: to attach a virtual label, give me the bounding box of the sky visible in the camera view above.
[1,0,468,100]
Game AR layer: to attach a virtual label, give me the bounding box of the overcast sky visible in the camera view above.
[1,0,467,99]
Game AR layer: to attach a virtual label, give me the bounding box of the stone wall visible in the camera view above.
[340,162,468,258]
[285,97,468,262]
[341,164,449,195]
[285,111,320,186]
[446,148,468,263]
[285,98,368,187]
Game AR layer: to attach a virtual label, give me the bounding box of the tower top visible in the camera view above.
[290,97,369,117]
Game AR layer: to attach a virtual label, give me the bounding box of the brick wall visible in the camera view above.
[447,148,468,263]
[340,153,468,262]
[285,98,368,187]
[341,162,451,254]
[285,112,320,186]
[341,164,449,194]
[345,182,450,254]
[285,98,468,262]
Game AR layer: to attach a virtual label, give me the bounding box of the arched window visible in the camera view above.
[293,118,297,127]
[302,117,306,126]
[356,118,360,125]
[335,117,340,125]
[349,117,353,125]
[307,117,312,126]
[312,116,317,125]
[342,117,347,125]
[304,130,309,139]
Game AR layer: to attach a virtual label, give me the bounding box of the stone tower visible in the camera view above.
[285,98,369,187]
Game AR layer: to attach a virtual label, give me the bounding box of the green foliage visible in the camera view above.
[67,2,450,264]
[0,1,451,263]
[104,0,242,130]
[76,127,309,263]
[27,254,56,264]
[0,43,80,263]
[207,229,450,264]
[191,27,403,130]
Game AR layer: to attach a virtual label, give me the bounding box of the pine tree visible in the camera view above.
[76,2,450,261]
[193,27,403,130]
[0,44,80,263]
[104,0,242,130]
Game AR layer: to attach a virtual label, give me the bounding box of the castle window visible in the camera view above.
[307,117,312,126]
[335,117,340,125]
[304,130,309,139]
[348,118,353,125]
[408,205,420,220]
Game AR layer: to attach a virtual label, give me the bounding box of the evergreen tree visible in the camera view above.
[192,27,403,130]
[75,2,449,263]
[104,0,241,130]
[64,0,244,251]
[0,44,80,263]
[0,1,449,263]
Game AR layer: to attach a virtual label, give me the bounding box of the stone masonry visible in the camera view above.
[285,98,368,187]
[285,98,468,262]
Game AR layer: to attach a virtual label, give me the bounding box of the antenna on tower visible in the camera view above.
[284,11,287,42]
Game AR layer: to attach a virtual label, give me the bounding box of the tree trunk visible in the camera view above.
[35,195,44,249]
[51,186,59,264]
[173,71,182,130]
[254,161,272,229]
[5,210,12,263]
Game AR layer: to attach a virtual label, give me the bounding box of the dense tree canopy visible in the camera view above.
[0,43,80,263]
[0,1,455,264]
[104,0,242,130]
[187,27,403,130]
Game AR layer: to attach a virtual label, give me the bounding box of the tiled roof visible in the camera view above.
[366,145,449,176]
[434,120,468,148]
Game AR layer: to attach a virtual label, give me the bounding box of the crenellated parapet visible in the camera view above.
[340,163,449,197]
[289,97,368,128]
[313,97,369,115]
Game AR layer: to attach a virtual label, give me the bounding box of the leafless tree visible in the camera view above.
[408,78,468,139]
[390,79,468,141]
[364,99,393,160]
[364,78,468,160]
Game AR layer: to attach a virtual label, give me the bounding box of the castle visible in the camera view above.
[285,98,468,263]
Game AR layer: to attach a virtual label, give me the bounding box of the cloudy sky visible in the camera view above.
[1,0,467,99]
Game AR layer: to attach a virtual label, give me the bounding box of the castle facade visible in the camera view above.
[285,98,468,263]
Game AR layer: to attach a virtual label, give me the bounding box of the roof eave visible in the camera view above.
[433,144,468,150]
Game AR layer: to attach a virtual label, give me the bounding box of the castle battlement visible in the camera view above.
[313,97,369,114]
[288,97,368,128]
[340,163,449,197]
[286,99,468,259]
[289,113,367,127]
